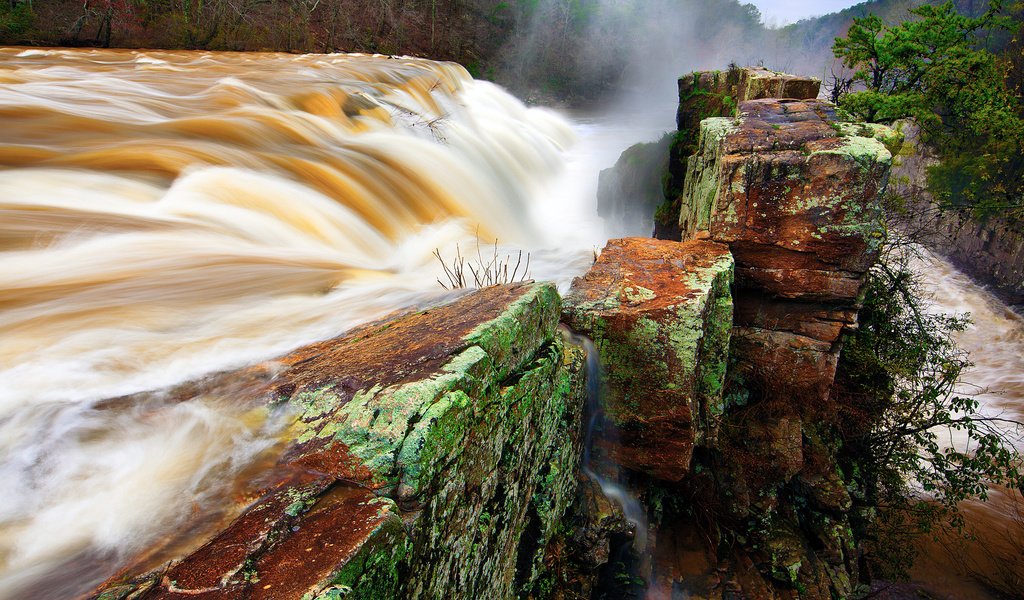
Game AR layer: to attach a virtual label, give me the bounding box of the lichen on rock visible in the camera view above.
[562,237,734,480]
[93,283,587,600]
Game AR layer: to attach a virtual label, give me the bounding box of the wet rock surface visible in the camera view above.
[572,71,892,600]
[94,283,587,600]
[680,98,893,402]
[651,100,888,599]
[562,237,734,480]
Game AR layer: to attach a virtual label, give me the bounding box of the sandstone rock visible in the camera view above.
[679,98,892,404]
[740,67,822,103]
[633,96,888,600]
[562,238,734,480]
[679,99,890,290]
[676,67,821,137]
[658,67,821,240]
[94,283,586,600]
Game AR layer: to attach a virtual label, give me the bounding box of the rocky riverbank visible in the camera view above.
[95,67,896,600]
[890,120,1024,307]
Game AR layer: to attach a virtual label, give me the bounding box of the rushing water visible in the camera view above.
[0,47,629,598]
[568,331,650,551]
[3,47,1021,600]
[906,252,1024,599]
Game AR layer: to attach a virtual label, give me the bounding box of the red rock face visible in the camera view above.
[682,98,892,403]
[622,74,888,600]
[563,238,734,480]
[676,67,821,132]
[661,67,822,240]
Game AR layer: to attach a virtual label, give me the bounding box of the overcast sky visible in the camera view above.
[750,0,865,26]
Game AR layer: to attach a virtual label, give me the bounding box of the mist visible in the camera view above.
[497,0,856,127]
[755,0,863,25]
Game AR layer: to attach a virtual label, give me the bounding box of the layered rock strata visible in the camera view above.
[680,98,893,403]
[676,67,821,143]
[569,77,893,599]
[656,67,822,239]
[95,283,586,600]
[562,237,734,480]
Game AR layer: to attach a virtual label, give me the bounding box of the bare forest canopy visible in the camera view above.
[0,0,1003,102]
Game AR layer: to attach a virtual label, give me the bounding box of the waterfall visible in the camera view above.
[0,47,611,598]
[565,330,649,551]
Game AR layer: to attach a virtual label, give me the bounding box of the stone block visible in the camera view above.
[563,238,733,480]
[94,283,587,599]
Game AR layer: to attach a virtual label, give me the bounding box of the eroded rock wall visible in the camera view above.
[596,134,672,237]
[661,98,891,599]
[681,99,892,403]
[565,73,893,600]
[96,283,587,600]
[657,67,822,239]
[562,238,734,480]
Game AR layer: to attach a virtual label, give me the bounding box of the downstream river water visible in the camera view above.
[0,48,1019,599]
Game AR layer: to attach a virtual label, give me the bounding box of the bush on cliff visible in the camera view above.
[832,1,1024,221]
[832,236,1024,578]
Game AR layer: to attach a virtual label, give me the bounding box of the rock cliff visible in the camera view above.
[657,66,822,240]
[680,98,892,404]
[95,283,587,600]
[596,134,672,236]
[563,238,734,480]
[567,68,894,599]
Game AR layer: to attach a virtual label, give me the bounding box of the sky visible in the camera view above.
[751,0,866,26]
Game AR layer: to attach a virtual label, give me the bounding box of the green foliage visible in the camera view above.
[834,239,1024,578]
[0,1,34,37]
[834,4,1009,119]
[833,1,1024,219]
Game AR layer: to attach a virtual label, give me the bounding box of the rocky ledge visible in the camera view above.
[574,69,895,599]
[96,283,586,600]
[563,238,733,480]
[680,97,894,403]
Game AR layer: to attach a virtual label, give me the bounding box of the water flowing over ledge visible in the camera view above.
[0,48,593,598]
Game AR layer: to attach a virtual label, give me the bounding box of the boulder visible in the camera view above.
[94,283,587,600]
[562,238,734,480]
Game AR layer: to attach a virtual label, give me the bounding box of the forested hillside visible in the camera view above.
[0,0,1014,101]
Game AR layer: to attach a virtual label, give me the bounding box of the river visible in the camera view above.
[904,253,1024,600]
[0,47,648,598]
[0,48,1021,599]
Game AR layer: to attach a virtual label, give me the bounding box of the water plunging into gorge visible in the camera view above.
[1,47,1022,599]
[569,331,649,552]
